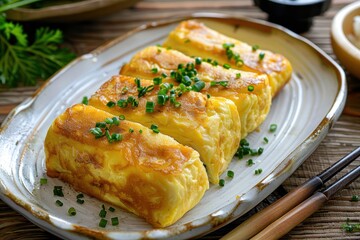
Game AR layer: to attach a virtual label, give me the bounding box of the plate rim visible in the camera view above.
[0,12,347,239]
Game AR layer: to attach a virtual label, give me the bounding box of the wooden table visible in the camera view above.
[1,0,359,239]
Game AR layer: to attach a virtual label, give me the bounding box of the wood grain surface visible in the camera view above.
[1,0,360,239]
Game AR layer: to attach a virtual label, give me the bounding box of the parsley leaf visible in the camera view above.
[0,14,76,87]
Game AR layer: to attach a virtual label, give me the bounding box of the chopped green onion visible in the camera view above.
[95,122,106,128]
[151,68,158,74]
[248,85,254,92]
[195,57,202,65]
[82,96,89,105]
[252,45,259,52]
[161,73,168,78]
[90,127,103,138]
[192,81,205,92]
[117,99,128,108]
[99,219,107,228]
[259,52,265,60]
[129,128,134,133]
[68,207,76,216]
[109,207,115,212]
[150,124,160,134]
[207,94,211,99]
[255,169,263,175]
[107,101,116,108]
[227,170,234,178]
[223,43,235,49]
[341,218,360,232]
[53,186,64,197]
[112,117,120,126]
[111,133,123,142]
[119,115,125,120]
[139,129,143,134]
[263,137,269,144]
[223,63,231,69]
[236,73,241,78]
[258,147,264,155]
[157,94,167,105]
[183,76,192,86]
[77,198,85,204]
[111,217,119,226]
[153,77,162,85]
[105,118,113,125]
[55,200,63,207]
[219,179,225,187]
[210,81,228,87]
[76,193,84,199]
[146,101,155,113]
[351,195,359,202]
[121,86,128,94]
[247,159,254,166]
[174,101,181,108]
[99,209,107,218]
[40,178,47,185]
[135,78,141,88]
[269,124,277,132]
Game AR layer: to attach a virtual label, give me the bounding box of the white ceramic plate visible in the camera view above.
[0,13,346,240]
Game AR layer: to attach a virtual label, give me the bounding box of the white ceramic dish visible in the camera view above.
[0,13,346,240]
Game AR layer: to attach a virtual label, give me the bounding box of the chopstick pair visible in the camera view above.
[221,146,360,240]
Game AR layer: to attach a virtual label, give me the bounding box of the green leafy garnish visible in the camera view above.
[0,15,75,87]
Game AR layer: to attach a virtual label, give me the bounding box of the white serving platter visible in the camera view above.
[0,13,346,239]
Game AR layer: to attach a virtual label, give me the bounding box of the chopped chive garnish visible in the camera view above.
[110,133,123,142]
[210,81,228,87]
[68,207,76,216]
[236,73,241,78]
[150,124,160,134]
[263,137,269,144]
[351,195,359,202]
[129,128,134,133]
[135,78,141,88]
[269,124,277,132]
[111,217,119,226]
[192,81,205,92]
[252,45,259,52]
[121,86,128,95]
[219,179,225,187]
[82,96,88,105]
[55,200,63,207]
[341,218,360,232]
[99,219,107,228]
[227,170,234,178]
[107,101,116,108]
[153,77,162,85]
[146,101,155,113]
[151,68,158,74]
[223,43,235,49]
[259,52,265,60]
[258,147,264,155]
[53,186,64,197]
[247,159,254,166]
[77,198,85,204]
[223,63,231,69]
[248,85,254,92]
[207,94,211,99]
[139,129,143,134]
[109,207,115,212]
[255,169,263,175]
[76,193,84,199]
[174,101,181,108]
[40,178,47,185]
[195,57,202,65]
[161,73,168,78]
[99,209,107,218]
[157,94,167,105]
[119,115,125,120]
[117,99,128,108]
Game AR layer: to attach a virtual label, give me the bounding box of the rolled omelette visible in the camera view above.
[45,104,209,227]
[120,46,271,138]
[163,20,293,97]
[88,75,241,184]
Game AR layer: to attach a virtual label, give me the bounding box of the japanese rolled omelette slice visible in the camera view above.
[45,104,209,227]
[88,75,241,184]
[163,20,293,97]
[120,46,271,138]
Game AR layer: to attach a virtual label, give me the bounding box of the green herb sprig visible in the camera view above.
[0,2,75,87]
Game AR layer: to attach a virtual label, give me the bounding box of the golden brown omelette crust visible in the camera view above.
[48,104,193,175]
